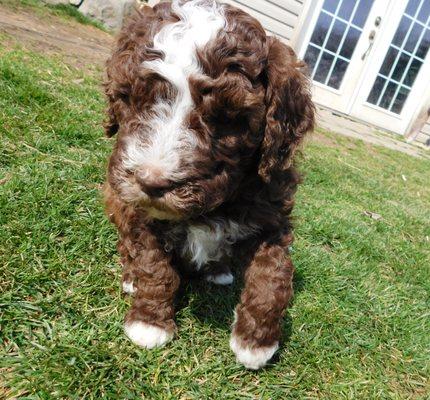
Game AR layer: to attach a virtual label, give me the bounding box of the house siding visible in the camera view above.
[223,0,305,42]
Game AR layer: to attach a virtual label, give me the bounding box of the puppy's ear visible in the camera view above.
[258,38,314,182]
[103,5,162,138]
[104,89,120,137]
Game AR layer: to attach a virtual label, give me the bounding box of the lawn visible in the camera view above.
[1,4,430,399]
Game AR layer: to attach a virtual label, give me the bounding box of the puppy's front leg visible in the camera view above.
[122,226,180,349]
[230,237,294,369]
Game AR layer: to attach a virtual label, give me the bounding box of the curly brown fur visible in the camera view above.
[103,0,314,369]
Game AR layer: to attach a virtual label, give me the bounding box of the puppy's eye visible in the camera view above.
[227,63,242,74]
[117,92,130,104]
[200,86,213,96]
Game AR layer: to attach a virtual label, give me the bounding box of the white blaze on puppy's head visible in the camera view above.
[123,0,226,184]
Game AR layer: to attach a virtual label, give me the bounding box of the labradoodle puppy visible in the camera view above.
[103,0,314,369]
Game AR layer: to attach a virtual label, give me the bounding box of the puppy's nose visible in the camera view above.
[134,167,171,197]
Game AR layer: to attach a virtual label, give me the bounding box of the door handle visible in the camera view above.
[361,16,382,61]
[362,30,376,60]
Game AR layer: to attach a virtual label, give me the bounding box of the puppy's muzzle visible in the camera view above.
[134,166,173,198]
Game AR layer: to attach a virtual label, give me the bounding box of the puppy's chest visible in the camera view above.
[162,219,257,269]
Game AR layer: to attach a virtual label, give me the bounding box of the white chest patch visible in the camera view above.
[182,220,258,269]
[123,0,226,183]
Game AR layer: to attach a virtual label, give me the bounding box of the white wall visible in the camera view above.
[223,0,305,42]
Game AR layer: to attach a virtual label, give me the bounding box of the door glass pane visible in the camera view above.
[392,16,412,47]
[310,12,332,46]
[392,53,411,81]
[367,0,430,114]
[326,20,347,52]
[340,26,361,58]
[304,44,320,72]
[338,1,355,20]
[380,47,398,75]
[314,52,335,83]
[417,1,430,22]
[328,59,349,89]
[405,23,424,52]
[304,0,374,89]
[322,0,338,14]
[368,76,386,104]
[417,29,430,58]
[391,87,410,113]
[353,0,374,27]
[380,82,397,109]
[404,58,423,86]
[405,0,421,17]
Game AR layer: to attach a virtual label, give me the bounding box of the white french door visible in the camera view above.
[299,0,430,135]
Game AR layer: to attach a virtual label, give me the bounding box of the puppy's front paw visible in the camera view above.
[229,334,279,370]
[124,321,174,349]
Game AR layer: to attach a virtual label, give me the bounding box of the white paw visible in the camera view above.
[229,334,279,370]
[205,272,234,285]
[124,321,173,349]
[122,280,136,295]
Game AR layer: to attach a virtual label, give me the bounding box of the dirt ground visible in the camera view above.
[0,4,113,70]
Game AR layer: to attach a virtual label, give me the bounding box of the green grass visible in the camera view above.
[1,17,430,400]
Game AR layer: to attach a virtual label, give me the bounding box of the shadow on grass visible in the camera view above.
[175,267,306,346]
